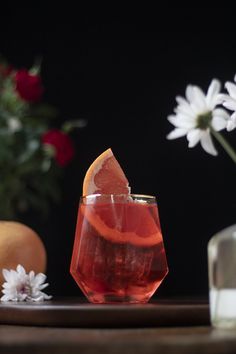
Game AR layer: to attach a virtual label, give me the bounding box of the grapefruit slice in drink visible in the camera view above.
[82,148,163,247]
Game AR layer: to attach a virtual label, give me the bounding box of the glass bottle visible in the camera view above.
[208,224,236,328]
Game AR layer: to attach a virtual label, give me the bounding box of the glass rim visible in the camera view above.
[81,193,156,200]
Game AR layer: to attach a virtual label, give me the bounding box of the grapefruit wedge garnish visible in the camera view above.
[82,148,162,247]
[83,148,130,196]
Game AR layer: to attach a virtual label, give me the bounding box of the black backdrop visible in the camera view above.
[1,17,236,298]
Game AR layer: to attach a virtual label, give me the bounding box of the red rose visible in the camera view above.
[15,69,43,102]
[42,129,75,167]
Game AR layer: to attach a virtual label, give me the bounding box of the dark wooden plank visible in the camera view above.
[1,325,236,354]
[0,297,210,327]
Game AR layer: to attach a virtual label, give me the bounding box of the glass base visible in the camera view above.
[210,289,236,328]
[212,318,236,329]
[86,292,151,304]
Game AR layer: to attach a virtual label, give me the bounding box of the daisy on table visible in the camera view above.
[1,265,52,302]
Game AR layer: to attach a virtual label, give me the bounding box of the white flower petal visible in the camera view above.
[29,292,52,302]
[227,121,236,131]
[8,270,19,283]
[222,96,236,111]
[2,269,12,283]
[176,96,195,115]
[19,293,28,301]
[200,131,218,156]
[174,105,194,118]
[17,265,26,276]
[30,295,45,302]
[212,109,229,131]
[176,96,187,105]
[2,282,13,289]
[206,79,221,108]
[31,273,47,287]
[187,129,202,147]
[167,128,188,140]
[29,271,35,282]
[225,81,236,100]
[212,116,227,131]
[167,115,178,125]
[38,283,49,291]
[227,112,236,132]
[192,86,207,111]
[213,108,230,120]
[217,93,228,104]
[186,85,194,103]
[184,85,200,114]
[175,96,195,116]
[40,292,52,300]
[168,114,195,129]
[1,294,12,302]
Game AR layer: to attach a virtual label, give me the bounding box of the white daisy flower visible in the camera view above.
[220,74,236,131]
[1,264,52,302]
[167,79,230,156]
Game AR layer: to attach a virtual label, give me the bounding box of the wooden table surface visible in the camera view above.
[0,298,236,354]
[1,324,236,354]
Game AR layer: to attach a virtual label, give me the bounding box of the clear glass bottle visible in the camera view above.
[208,224,236,328]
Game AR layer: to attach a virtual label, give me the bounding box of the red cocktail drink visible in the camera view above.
[70,194,168,303]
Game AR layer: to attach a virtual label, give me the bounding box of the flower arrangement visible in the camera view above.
[167,77,236,164]
[0,56,85,220]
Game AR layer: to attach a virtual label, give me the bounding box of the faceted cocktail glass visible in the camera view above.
[70,194,168,304]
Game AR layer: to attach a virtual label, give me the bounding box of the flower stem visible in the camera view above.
[211,129,236,164]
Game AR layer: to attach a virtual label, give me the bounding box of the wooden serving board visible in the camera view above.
[0,297,210,328]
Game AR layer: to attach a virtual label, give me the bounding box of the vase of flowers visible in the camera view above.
[167,74,236,328]
[0,56,85,220]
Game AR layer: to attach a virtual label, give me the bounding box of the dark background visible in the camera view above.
[1,13,236,298]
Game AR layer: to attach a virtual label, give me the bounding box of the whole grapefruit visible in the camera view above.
[0,221,47,287]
